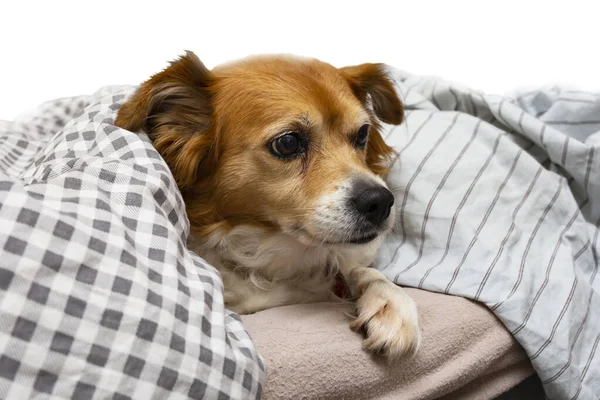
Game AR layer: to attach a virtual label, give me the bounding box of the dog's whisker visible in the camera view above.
[388,185,406,192]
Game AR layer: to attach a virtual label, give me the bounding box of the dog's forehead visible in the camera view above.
[213,56,368,131]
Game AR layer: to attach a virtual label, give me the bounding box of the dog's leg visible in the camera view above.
[340,264,421,359]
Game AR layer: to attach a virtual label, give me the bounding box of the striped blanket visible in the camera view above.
[377,68,600,399]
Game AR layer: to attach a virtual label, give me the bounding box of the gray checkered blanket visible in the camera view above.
[0,86,265,399]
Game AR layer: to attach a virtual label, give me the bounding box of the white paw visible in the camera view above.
[350,282,421,359]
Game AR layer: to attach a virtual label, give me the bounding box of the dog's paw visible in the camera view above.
[349,282,421,359]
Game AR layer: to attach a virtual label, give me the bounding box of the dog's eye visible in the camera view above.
[355,124,370,148]
[270,132,304,159]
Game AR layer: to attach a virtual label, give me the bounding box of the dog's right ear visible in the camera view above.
[340,63,403,125]
[115,51,215,189]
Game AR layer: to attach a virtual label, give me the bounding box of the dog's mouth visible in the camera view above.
[317,232,380,246]
[289,226,381,246]
[339,232,379,245]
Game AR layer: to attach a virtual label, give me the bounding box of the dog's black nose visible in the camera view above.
[352,186,395,225]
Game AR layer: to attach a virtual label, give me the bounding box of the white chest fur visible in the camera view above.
[189,225,380,314]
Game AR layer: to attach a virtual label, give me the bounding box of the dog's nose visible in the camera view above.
[352,186,395,225]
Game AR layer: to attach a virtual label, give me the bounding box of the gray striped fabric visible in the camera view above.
[377,68,599,400]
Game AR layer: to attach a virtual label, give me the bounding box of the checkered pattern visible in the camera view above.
[0,86,265,399]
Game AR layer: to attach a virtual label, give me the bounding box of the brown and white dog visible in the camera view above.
[115,51,420,358]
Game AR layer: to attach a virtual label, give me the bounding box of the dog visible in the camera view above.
[115,51,421,358]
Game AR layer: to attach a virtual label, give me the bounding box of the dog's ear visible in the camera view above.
[340,63,404,125]
[115,51,215,189]
[364,125,396,176]
[341,63,402,175]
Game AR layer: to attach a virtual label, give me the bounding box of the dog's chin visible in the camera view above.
[341,232,380,245]
[325,232,380,246]
[288,227,387,248]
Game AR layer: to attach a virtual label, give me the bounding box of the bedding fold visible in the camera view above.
[0,88,265,399]
[377,69,600,399]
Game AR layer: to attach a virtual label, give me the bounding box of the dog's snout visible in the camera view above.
[352,185,395,225]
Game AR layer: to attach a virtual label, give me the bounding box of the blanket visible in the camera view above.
[377,68,600,399]
[0,87,265,399]
[1,70,598,400]
[242,289,535,400]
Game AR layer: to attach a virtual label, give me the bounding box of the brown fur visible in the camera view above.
[115,51,402,242]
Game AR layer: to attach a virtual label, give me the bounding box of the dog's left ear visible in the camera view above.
[340,63,403,125]
[341,63,403,175]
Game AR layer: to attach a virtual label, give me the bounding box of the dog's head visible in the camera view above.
[115,51,403,246]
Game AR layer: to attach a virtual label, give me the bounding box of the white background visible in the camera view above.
[1,0,599,120]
